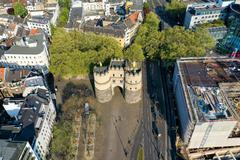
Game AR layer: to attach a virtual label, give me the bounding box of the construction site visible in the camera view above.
[173,57,240,159]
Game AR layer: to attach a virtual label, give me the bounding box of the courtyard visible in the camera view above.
[54,78,142,160]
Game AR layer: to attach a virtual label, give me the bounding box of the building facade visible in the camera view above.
[94,58,142,104]
[81,11,143,47]
[27,15,51,36]
[0,33,50,69]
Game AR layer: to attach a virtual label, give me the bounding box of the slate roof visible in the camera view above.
[5,33,46,55]
[0,139,27,160]
[0,90,50,143]
[4,68,30,83]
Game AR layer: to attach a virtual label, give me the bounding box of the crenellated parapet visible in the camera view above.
[93,59,142,104]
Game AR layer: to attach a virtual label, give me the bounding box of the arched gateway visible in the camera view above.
[93,58,142,104]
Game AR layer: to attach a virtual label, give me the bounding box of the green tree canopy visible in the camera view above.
[50,28,123,77]
[57,0,71,27]
[134,12,162,58]
[13,2,28,18]
[124,43,144,62]
[143,2,150,15]
[58,7,69,27]
[159,26,215,61]
[131,11,215,61]
[59,0,71,8]
[144,12,160,31]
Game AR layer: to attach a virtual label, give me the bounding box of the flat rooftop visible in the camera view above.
[187,3,225,15]
[180,58,240,87]
[177,57,240,122]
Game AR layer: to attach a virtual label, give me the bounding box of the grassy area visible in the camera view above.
[50,81,94,160]
[137,147,144,160]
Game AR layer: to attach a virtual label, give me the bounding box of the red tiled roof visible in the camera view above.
[128,11,140,24]
[11,0,27,6]
[29,28,39,35]
[0,68,5,81]
[8,23,16,30]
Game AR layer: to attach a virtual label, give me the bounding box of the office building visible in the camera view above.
[173,57,240,159]
[184,0,234,28]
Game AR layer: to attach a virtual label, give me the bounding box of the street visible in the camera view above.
[130,60,176,160]
[148,0,176,28]
[142,61,161,160]
[129,0,177,158]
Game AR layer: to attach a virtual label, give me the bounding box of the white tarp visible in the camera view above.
[188,120,240,149]
[3,102,21,118]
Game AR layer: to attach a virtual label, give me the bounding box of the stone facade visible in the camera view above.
[93,58,142,103]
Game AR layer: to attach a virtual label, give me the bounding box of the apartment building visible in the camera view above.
[27,14,51,36]
[26,0,59,26]
[0,32,50,69]
[82,0,105,11]
[0,69,56,160]
[0,139,38,160]
[44,0,60,25]
[81,11,143,47]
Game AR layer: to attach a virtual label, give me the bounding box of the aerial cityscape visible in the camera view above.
[0,0,239,159]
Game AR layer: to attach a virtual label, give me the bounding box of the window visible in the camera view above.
[113,74,115,77]
[120,74,122,77]
[113,80,115,83]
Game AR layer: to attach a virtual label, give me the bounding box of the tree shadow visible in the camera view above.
[62,82,93,104]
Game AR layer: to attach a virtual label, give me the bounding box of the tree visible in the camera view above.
[165,0,186,24]
[134,12,162,58]
[58,0,71,8]
[159,26,215,61]
[132,14,215,61]
[51,120,73,160]
[57,0,71,27]
[13,2,28,18]
[144,12,160,31]
[143,2,150,15]
[50,28,123,77]
[124,43,144,62]
[58,7,69,27]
